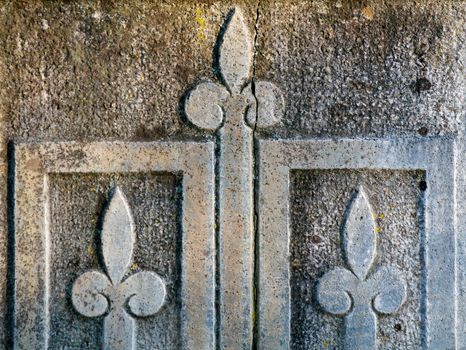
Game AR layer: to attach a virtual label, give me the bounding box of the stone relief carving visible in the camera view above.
[183,8,284,349]
[184,8,285,130]
[258,138,454,348]
[184,7,419,348]
[14,141,215,348]
[71,187,166,350]
[11,6,456,349]
[316,187,407,349]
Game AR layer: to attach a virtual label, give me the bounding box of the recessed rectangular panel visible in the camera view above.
[257,137,455,350]
[290,169,425,349]
[14,141,215,350]
[48,173,181,349]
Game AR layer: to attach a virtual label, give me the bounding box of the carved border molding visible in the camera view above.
[13,141,215,349]
[257,137,455,349]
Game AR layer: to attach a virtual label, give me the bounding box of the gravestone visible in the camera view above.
[0,1,465,349]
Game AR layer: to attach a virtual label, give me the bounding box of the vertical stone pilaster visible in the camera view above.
[184,8,284,349]
[218,94,254,349]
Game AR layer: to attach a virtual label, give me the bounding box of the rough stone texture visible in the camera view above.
[49,173,180,349]
[290,169,424,349]
[0,1,464,348]
[0,1,259,142]
[256,1,466,139]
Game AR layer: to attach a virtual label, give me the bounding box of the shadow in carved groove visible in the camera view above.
[71,187,166,350]
[316,186,407,350]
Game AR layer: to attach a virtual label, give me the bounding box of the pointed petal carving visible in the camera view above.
[73,187,168,349]
[342,187,376,280]
[122,271,167,317]
[317,267,357,315]
[218,8,253,94]
[102,187,135,284]
[184,81,229,130]
[72,271,110,317]
[370,266,407,314]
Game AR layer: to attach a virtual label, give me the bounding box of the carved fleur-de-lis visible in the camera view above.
[184,7,285,130]
[183,8,286,348]
[72,187,166,350]
[316,187,407,349]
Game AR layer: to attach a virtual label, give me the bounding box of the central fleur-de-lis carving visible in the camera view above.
[183,8,285,348]
[184,7,285,131]
[316,187,407,349]
[72,187,166,350]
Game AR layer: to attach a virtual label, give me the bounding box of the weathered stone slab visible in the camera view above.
[255,1,465,139]
[0,2,464,349]
[50,174,178,349]
[184,8,284,349]
[291,169,422,349]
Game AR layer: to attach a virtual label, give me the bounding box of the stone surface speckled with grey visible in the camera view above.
[255,1,466,139]
[257,137,454,349]
[0,1,465,349]
[183,7,284,349]
[290,169,423,349]
[49,174,179,349]
[13,141,215,349]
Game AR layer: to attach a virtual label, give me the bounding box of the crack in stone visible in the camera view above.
[251,1,261,135]
[251,2,261,350]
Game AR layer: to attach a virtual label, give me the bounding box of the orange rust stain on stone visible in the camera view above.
[361,5,374,21]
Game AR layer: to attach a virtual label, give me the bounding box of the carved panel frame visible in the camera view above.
[13,141,215,349]
[257,137,455,349]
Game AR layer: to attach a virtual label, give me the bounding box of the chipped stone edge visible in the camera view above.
[13,141,215,350]
[256,136,456,349]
